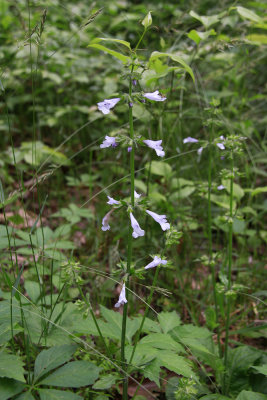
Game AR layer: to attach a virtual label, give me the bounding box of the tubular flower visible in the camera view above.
[134,191,141,199]
[97,98,120,115]
[144,256,167,270]
[143,90,166,102]
[146,209,170,231]
[107,196,119,205]
[197,147,203,155]
[101,210,112,231]
[217,143,225,150]
[143,139,165,157]
[183,137,199,144]
[115,283,127,308]
[100,136,117,148]
[217,185,225,190]
[130,213,145,238]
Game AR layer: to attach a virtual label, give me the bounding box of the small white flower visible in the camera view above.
[97,98,120,115]
[197,147,203,155]
[217,185,225,190]
[143,139,165,157]
[146,210,170,231]
[101,211,112,231]
[220,135,225,140]
[130,213,145,238]
[144,256,167,270]
[100,136,117,148]
[107,196,119,205]
[134,191,141,199]
[217,143,225,150]
[143,90,166,102]
[183,137,199,144]
[115,283,127,308]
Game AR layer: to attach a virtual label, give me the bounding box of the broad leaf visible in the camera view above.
[146,161,172,177]
[189,10,220,28]
[0,352,26,382]
[143,358,161,387]
[235,391,267,400]
[34,344,77,382]
[236,6,262,23]
[157,351,197,380]
[90,37,131,50]
[40,361,100,388]
[39,389,83,400]
[88,44,130,64]
[158,311,181,334]
[149,51,194,82]
[16,392,35,400]
[187,29,216,45]
[140,333,184,353]
[92,374,118,390]
[252,365,267,376]
[0,377,25,400]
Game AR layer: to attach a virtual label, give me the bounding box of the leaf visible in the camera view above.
[157,351,197,379]
[187,29,216,45]
[200,396,232,400]
[146,161,172,177]
[12,263,25,299]
[40,361,100,388]
[16,392,35,400]
[252,365,267,376]
[39,389,83,400]
[235,391,267,400]
[149,51,194,82]
[88,44,130,63]
[251,186,267,197]
[92,374,117,390]
[0,352,26,382]
[165,376,180,400]
[90,37,131,50]
[236,6,262,23]
[158,311,181,334]
[143,358,161,387]
[140,333,184,353]
[222,180,244,200]
[0,377,25,400]
[189,10,220,28]
[24,281,41,303]
[34,344,77,382]
[0,322,23,345]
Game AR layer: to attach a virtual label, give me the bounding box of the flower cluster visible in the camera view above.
[98,89,170,308]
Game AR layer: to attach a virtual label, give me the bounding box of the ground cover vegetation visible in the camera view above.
[0,0,266,399]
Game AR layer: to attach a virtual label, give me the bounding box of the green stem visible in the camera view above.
[129,267,160,366]
[223,156,234,394]
[208,130,222,357]
[121,76,135,400]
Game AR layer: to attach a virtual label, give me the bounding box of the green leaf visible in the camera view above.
[88,44,130,63]
[142,11,152,29]
[16,392,35,400]
[189,10,220,28]
[146,161,172,177]
[34,344,77,382]
[236,6,262,23]
[251,186,267,197]
[143,358,161,387]
[149,51,194,82]
[222,179,244,200]
[165,376,180,400]
[200,395,232,400]
[0,322,23,345]
[252,365,267,376]
[187,29,216,45]
[39,389,83,400]
[91,37,131,50]
[158,311,181,334]
[0,377,25,400]
[0,352,26,382]
[236,391,267,400]
[92,374,117,390]
[140,333,184,353]
[40,361,100,388]
[157,351,196,379]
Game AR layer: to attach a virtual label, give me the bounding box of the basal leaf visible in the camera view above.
[140,333,184,353]
[39,388,83,400]
[0,377,25,400]
[0,352,26,382]
[158,311,181,334]
[235,391,267,400]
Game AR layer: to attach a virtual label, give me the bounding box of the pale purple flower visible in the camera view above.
[134,191,141,199]
[183,137,199,144]
[129,102,133,108]
[197,147,203,155]
[100,136,117,149]
[220,135,225,140]
[115,283,127,308]
[127,147,132,152]
[143,90,166,102]
[146,210,170,231]
[144,256,167,270]
[217,143,225,150]
[132,79,137,86]
[217,185,225,190]
[143,139,165,157]
[130,213,145,238]
[107,196,119,205]
[101,211,112,231]
[97,98,120,115]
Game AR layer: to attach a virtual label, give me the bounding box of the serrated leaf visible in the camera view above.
[252,364,267,376]
[157,351,197,379]
[149,51,194,82]
[16,392,35,400]
[0,352,26,383]
[88,44,130,63]
[140,333,184,353]
[158,311,181,334]
[92,374,117,390]
[91,37,131,50]
[40,361,100,387]
[34,344,77,382]
[0,377,25,400]
[39,389,83,400]
[143,358,161,387]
